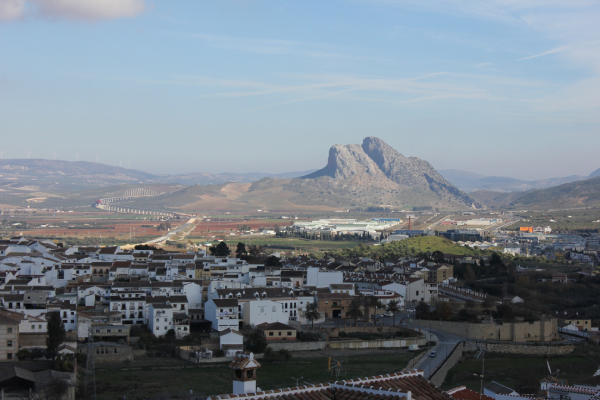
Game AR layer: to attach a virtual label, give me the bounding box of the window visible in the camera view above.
[269,332,274,336]
[278,332,282,336]
[287,331,292,336]
[7,328,11,333]
[156,327,159,331]
[7,340,12,347]
[31,325,35,330]
[7,353,12,360]
[38,325,42,329]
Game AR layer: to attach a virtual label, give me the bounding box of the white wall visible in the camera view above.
[307,267,343,288]
[242,300,289,326]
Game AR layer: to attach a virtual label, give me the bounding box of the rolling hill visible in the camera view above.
[438,168,587,193]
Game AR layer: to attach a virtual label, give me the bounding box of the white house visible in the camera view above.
[204,298,240,331]
[306,267,343,288]
[219,328,244,357]
[148,303,174,337]
[241,299,289,327]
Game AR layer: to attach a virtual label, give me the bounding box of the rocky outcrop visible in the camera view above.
[301,137,480,208]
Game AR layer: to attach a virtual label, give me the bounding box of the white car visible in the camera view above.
[429,351,436,357]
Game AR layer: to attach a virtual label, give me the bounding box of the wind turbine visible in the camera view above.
[127,161,130,169]
[0,151,4,160]
[53,151,57,160]
[75,153,79,162]
[95,155,99,163]
[26,151,31,159]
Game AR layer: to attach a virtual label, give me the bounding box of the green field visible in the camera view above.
[94,351,414,399]
[442,353,596,393]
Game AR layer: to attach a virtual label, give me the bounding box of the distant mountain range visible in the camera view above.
[0,159,316,193]
[438,169,590,193]
[1,152,599,212]
[469,176,600,209]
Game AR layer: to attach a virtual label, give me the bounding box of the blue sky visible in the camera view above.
[1,0,599,180]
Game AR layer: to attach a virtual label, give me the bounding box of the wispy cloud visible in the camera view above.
[162,31,348,59]
[475,62,494,68]
[518,46,567,60]
[0,0,146,22]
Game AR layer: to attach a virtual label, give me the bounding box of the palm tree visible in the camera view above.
[386,300,401,327]
[305,302,321,330]
[347,298,363,326]
[362,296,380,322]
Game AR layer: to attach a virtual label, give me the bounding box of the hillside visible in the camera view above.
[439,168,586,193]
[337,236,484,259]
[508,176,600,209]
[0,159,315,195]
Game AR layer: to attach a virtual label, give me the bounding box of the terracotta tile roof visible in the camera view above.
[446,387,495,400]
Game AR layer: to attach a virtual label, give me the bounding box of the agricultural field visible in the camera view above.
[94,351,414,400]
[505,209,600,231]
[442,352,596,394]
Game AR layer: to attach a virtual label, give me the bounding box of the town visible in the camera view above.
[0,207,599,399]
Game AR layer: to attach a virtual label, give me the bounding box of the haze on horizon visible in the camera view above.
[1,0,599,181]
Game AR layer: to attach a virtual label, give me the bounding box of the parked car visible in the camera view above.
[429,351,436,357]
[407,308,416,313]
[384,312,393,317]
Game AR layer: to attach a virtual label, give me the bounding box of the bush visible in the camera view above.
[297,331,321,341]
[17,349,31,361]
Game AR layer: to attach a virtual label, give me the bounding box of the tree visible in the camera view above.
[386,300,401,326]
[415,302,430,319]
[210,241,230,257]
[236,242,247,257]
[46,312,66,359]
[305,302,321,330]
[432,250,445,264]
[482,296,495,315]
[247,330,267,353]
[264,255,281,267]
[347,298,363,326]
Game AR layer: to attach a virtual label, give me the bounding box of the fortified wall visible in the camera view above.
[424,318,558,342]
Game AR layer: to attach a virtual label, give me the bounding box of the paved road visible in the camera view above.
[411,326,463,378]
[304,314,467,380]
[145,217,197,244]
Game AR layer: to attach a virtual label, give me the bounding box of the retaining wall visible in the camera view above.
[429,342,464,387]
[328,337,426,350]
[465,341,574,355]
[267,341,326,352]
[423,319,558,342]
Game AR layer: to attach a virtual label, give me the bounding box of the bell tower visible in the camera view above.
[229,352,261,395]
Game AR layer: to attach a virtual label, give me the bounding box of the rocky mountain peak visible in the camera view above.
[302,137,480,208]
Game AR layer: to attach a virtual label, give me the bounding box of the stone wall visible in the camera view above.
[464,341,574,355]
[19,333,47,348]
[425,319,558,342]
[328,337,426,350]
[329,325,418,338]
[267,341,326,352]
[429,343,464,387]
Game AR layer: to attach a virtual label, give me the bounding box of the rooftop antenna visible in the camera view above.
[26,150,31,159]
[52,151,57,160]
[76,153,79,162]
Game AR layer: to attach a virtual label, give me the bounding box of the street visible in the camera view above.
[302,312,467,379]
